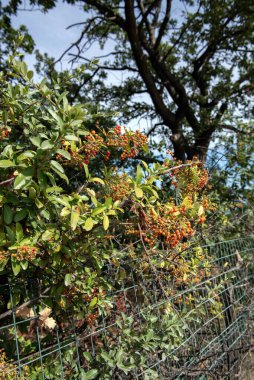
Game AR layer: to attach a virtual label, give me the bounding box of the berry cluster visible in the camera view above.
[84,288,106,326]
[0,349,27,380]
[198,215,206,224]
[0,250,8,262]
[0,128,10,140]
[114,294,127,313]
[83,131,104,164]
[12,246,38,261]
[171,160,208,193]
[0,349,15,380]
[107,173,131,201]
[63,285,79,302]
[87,312,99,326]
[57,126,148,167]
[104,150,111,162]
[198,169,209,189]
[83,288,105,302]
[106,127,147,160]
[135,205,194,249]
[57,150,85,168]
[114,125,121,134]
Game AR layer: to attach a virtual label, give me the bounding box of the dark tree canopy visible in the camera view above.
[2,0,254,161]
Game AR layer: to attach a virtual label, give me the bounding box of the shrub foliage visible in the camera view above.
[0,55,213,378]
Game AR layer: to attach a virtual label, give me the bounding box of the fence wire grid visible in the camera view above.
[1,236,254,379]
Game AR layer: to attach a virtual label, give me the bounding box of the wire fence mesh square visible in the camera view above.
[0,237,254,379]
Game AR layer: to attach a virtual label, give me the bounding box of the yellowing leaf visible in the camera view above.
[182,196,192,208]
[60,207,70,217]
[64,273,72,286]
[86,188,96,198]
[16,306,34,319]
[71,208,80,230]
[39,307,52,321]
[103,214,109,230]
[43,317,56,330]
[135,187,143,198]
[198,205,204,216]
[88,177,105,185]
[84,217,94,231]
[0,160,15,168]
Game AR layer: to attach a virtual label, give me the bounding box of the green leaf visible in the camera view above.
[14,209,28,222]
[0,232,6,247]
[41,140,55,150]
[83,163,90,178]
[14,174,32,190]
[56,149,71,160]
[16,223,23,243]
[64,134,79,141]
[48,108,62,124]
[60,207,71,217]
[54,198,71,207]
[50,160,69,183]
[38,171,47,189]
[105,197,112,208]
[103,214,109,230]
[69,120,83,127]
[12,259,21,276]
[84,217,94,231]
[27,70,33,80]
[41,210,50,220]
[136,165,143,184]
[89,297,98,309]
[41,230,54,241]
[92,206,106,216]
[100,351,114,367]
[20,261,28,270]
[141,160,149,172]
[0,160,15,168]
[35,198,44,209]
[29,187,36,199]
[30,136,41,147]
[135,187,144,198]
[83,352,92,362]
[0,259,8,271]
[91,197,98,207]
[6,226,16,244]
[17,151,35,162]
[81,369,99,380]
[3,204,13,225]
[64,273,72,286]
[71,208,80,230]
[50,160,65,173]
[106,210,116,216]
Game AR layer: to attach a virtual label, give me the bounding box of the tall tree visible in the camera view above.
[3,0,254,161]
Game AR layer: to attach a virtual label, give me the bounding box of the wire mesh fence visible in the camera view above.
[1,236,254,379]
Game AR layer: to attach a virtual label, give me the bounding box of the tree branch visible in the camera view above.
[154,0,172,49]
[124,0,177,130]
[219,124,254,135]
[0,287,50,321]
[83,0,126,29]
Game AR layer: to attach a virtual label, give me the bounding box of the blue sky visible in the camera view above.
[6,1,139,94]
[2,1,180,134]
[4,1,88,69]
